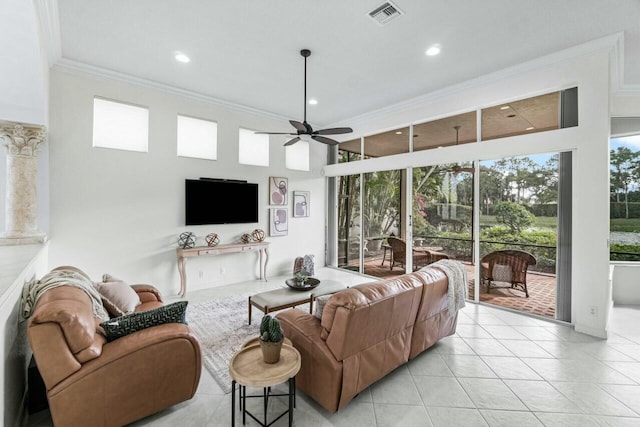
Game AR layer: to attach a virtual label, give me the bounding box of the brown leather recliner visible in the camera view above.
[27,281,202,427]
[277,265,457,413]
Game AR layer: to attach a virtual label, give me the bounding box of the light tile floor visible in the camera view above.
[27,269,640,426]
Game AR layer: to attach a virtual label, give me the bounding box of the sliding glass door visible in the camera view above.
[477,152,570,320]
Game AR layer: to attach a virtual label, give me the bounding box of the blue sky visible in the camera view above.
[611,135,640,151]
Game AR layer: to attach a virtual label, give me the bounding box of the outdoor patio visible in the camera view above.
[348,253,557,319]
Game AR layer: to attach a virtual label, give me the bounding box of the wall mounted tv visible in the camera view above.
[185,178,259,225]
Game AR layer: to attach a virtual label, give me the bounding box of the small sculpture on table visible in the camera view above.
[178,232,196,249]
[251,229,265,242]
[205,233,219,247]
[240,233,252,244]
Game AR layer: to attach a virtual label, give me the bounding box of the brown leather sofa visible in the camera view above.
[27,282,202,426]
[277,266,457,412]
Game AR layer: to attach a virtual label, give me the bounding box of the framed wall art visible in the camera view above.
[269,207,288,236]
[269,176,288,205]
[293,191,310,217]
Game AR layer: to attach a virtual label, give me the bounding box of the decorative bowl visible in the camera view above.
[285,277,320,291]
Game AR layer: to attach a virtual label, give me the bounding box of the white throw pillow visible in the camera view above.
[492,264,512,283]
[313,295,331,320]
[94,274,141,314]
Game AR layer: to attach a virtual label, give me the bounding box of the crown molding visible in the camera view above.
[33,0,62,67]
[611,33,640,96]
[331,33,630,128]
[53,58,291,122]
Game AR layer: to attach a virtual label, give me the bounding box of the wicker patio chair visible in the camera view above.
[480,250,537,297]
[387,237,430,271]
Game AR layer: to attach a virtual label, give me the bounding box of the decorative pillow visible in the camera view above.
[100,301,188,342]
[94,274,141,313]
[101,296,125,318]
[313,295,331,320]
[492,264,512,283]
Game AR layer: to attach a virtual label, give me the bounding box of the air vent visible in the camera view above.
[368,1,403,26]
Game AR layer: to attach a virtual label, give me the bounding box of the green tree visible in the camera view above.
[494,201,535,233]
[362,170,400,238]
[479,166,506,214]
[610,147,639,219]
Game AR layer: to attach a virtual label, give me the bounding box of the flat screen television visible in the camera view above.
[185,179,259,225]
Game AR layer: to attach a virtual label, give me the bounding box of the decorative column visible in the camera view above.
[0,121,47,245]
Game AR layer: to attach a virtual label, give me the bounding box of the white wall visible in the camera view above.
[325,44,613,337]
[612,94,640,117]
[611,263,640,304]
[48,69,326,297]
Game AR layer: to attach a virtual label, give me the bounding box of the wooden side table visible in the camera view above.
[229,344,301,426]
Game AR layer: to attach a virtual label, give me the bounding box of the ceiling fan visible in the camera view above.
[255,49,353,146]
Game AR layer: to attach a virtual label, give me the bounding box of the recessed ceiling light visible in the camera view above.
[395,131,403,135]
[526,126,535,131]
[174,52,190,63]
[500,105,510,110]
[425,45,441,56]
[308,98,318,105]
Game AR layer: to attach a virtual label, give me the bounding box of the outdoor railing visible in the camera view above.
[416,235,557,274]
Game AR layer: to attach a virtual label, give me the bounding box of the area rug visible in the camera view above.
[187,292,308,394]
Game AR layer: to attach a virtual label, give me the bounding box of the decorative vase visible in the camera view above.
[260,338,283,364]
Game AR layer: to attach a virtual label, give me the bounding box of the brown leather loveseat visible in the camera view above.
[277,265,457,412]
[27,277,202,426]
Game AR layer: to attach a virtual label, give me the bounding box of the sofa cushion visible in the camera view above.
[100,301,188,342]
[94,274,141,313]
[492,264,512,284]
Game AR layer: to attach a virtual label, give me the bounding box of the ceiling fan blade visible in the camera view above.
[284,136,301,146]
[289,120,307,133]
[314,127,353,136]
[312,135,339,145]
[254,132,295,135]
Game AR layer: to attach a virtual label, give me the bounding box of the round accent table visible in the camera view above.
[229,343,301,427]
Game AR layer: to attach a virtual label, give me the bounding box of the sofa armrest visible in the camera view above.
[46,323,201,426]
[131,284,163,303]
[277,309,344,412]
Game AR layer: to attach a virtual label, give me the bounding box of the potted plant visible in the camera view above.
[293,272,308,287]
[259,315,284,363]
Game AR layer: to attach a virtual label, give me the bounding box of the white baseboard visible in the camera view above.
[574,323,608,339]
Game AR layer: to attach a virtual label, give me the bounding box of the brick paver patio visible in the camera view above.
[346,255,557,320]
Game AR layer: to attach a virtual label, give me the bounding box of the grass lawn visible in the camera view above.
[610,218,640,233]
[480,215,557,229]
[478,216,640,232]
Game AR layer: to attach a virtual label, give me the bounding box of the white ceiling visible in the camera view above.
[53,0,640,127]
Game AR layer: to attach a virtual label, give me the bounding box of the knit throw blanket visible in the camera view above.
[431,259,468,315]
[21,269,109,321]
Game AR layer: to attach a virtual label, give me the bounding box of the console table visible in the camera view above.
[176,242,269,297]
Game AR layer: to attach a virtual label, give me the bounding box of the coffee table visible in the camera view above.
[229,344,301,427]
[248,279,347,325]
